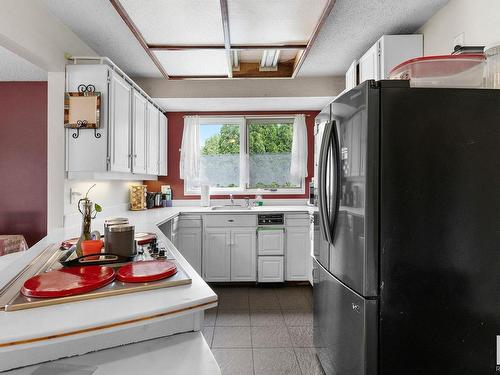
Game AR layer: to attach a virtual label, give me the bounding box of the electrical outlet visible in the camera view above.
[453,32,465,51]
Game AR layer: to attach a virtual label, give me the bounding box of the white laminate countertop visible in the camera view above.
[0,205,315,347]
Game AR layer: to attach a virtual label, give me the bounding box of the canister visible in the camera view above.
[107,224,135,258]
[104,218,129,252]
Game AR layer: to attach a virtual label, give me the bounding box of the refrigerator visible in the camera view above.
[313,79,500,375]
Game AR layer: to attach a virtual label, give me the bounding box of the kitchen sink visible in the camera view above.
[210,205,253,210]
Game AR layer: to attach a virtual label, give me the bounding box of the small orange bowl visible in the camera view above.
[81,240,104,257]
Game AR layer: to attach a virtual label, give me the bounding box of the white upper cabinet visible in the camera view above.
[147,103,159,175]
[345,60,358,91]
[65,59,165,180]
[358,34,423,85]
[132,90,148,174]
[359,43,380,83]
[109,70,132,173]
[159,114,168,176]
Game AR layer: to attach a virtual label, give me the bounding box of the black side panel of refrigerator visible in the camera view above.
[378,86,500,374]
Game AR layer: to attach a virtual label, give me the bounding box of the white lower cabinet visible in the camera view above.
[203,224,256,282]
[175,228,202,275]
[286,226,312,281]
[231,228,256,281]
[203,228,231,282]
[258,256,284,283]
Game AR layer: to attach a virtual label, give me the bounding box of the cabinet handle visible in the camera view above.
[228,219,234,222]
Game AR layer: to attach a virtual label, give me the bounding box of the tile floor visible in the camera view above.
[202,284,325,375]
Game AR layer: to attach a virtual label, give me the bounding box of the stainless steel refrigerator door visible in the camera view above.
[313,259,377,375]
[329,82,379,297]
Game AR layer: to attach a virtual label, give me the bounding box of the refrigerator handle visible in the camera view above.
[330,120,341,238]
[318,121,333,244]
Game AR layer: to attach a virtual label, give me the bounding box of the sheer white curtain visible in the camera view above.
[179,115,200,182]
[290,114,308,185]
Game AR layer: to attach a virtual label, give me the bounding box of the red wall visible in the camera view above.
[145,110,318,199]
[0,82,47,246]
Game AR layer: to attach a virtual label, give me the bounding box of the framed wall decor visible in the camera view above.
[64,84,101,129]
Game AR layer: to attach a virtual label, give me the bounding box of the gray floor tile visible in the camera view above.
[276,294,311,309]
[253,348,301,375]
[294,348,325,375]
[251,326,292,348]
[212,326,252,348]
[212,348,254,375]
[218,294,250,310]
[249,292,281,310]
[204,308,217,327]
[250,310,285,326]
[288,325,314,347]
[282,309,313,326]
[202,326,214,347]
[216,310,251,326]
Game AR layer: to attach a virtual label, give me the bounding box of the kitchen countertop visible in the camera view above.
[0,204,314,357]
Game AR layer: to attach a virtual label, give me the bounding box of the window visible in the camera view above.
[184,116,305,195]
[247,119,299,190]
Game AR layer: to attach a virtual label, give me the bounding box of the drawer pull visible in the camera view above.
[228,219,234,222]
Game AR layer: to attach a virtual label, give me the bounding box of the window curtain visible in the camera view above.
[290,114,308,185]
[179,115,200,181]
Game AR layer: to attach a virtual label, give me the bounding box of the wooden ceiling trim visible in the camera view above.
[168,75,230,80]
[291,0,336,78]
[109,0,170,79]
[148,44,308,51]
[220,0,232,78]
[149,45,226,51]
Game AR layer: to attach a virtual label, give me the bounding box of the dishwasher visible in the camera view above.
[257,213,285,282]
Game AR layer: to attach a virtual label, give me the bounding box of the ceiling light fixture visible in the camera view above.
[260,49,280,71]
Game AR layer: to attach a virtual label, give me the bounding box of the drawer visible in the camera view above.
[286,214,311,227]
[205,214,256,227]
[177,215,202,228]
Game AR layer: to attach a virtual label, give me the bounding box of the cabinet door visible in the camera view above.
[132,90,147,174]
[158,114,168,176]
[286,226,311,281]
[258,256,284,282]
[358,43,380,83]
[147,103,159,175]
[204,228,231,281]
[176,228,202,275]
[345,60,358,90]
[109,71,132,172]
[231,228,256,281]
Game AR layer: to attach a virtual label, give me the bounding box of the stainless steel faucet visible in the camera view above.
[229,194,234,206]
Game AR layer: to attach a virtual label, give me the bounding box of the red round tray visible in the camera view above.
[116,260,177,283]
[21,266,116,298]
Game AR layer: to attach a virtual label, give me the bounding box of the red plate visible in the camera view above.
[116,260,177,283]
[21,266,116,298]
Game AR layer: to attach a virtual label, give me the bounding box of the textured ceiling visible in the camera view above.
[0,45,47,81]
[156,97,334,112]
[41,0,162,78]
[40,0,448,80]
[300,0,449,76]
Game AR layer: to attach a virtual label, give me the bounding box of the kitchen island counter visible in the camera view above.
[0,204,314,371]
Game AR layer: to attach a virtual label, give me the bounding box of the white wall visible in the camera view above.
[418,0,500,55]
[64,180,138,227]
